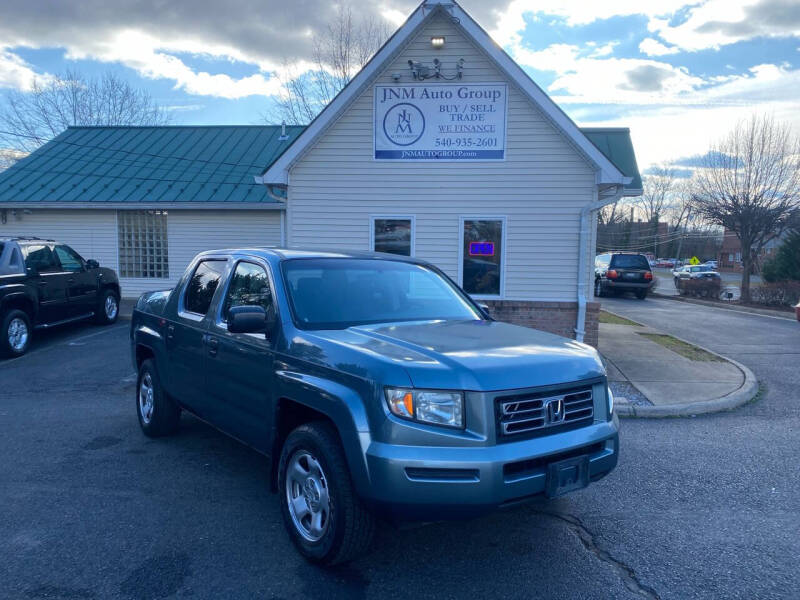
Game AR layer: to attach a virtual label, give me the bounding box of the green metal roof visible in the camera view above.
[0,125,304,204]
[580,127,643,195]
[0,124,641,204]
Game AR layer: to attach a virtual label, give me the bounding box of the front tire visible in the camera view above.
[278,422,375,566]
[136,359,180,437]
[0,309,32,358]
[95,289,120,325]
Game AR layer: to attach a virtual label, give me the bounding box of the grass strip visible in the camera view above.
[637,333,724,362]
[599,311,642,326]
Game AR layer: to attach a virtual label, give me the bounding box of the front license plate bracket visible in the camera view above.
[545,455,589,498]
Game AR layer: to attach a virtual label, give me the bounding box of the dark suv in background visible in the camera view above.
[0,237,120,357]
[594,252,654,299]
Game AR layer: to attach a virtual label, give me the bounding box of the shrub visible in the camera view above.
[751,281,800,307]
[762,231,800,282]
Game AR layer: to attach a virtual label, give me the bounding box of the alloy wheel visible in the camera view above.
[105,295,118,319]
[139,372,154,424]
[7,317,28,352]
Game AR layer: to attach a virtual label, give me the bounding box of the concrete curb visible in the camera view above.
[603,309,760,418]
[651,291,795,321]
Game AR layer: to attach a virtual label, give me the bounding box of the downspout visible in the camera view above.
[259,179,288,246]
[575,184,624,342]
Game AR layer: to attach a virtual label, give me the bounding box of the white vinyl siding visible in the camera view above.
[0,209,282,298]
[286,12,596,301]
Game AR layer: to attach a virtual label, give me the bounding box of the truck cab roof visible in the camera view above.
[193,247,428,265]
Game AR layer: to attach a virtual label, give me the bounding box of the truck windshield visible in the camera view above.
[282,258,481,329]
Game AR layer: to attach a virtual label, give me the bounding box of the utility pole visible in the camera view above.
[675,207,692,263]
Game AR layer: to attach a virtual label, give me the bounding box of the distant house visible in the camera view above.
[0,0,642,346]
[718,229,787,272]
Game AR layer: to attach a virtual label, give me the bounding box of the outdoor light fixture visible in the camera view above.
[431,36,445,48]
[409,58,464,80]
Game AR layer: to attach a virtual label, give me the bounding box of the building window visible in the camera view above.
[461,217,505,297]
[118,210,168,278]
[371,216,414,256]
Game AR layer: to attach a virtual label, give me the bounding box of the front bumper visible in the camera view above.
[362,416,619,520]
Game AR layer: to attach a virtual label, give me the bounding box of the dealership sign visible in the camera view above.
[374,84,507,160]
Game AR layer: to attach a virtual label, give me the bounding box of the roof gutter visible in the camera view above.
[575,184,624,343]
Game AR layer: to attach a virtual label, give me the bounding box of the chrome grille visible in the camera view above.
[497,387,594,436]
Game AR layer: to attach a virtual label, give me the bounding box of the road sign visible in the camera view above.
[690,256,700,265]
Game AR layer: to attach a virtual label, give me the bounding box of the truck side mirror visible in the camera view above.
[86,259,100,269]
[228,305,273,335]
[477,303,492,320]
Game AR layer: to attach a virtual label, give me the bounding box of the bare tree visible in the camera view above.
[690,114,800,302]
[0,70,169,153]
[268,5,391,124]
[638,165,678,256]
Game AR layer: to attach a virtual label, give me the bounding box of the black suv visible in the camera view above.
[0,237,121,357]
[594,252,654,299]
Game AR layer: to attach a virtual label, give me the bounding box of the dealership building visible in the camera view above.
[0,0,641,345]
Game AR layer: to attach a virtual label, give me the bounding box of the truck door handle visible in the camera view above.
[206,336,218,357]
[68,278,75,284]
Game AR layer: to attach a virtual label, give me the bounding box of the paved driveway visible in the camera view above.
[1,304,797,599]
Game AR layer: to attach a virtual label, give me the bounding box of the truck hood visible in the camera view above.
[322,319,605,391]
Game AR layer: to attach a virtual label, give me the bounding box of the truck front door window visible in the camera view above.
[222,262,273,322]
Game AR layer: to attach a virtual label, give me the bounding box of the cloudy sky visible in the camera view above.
[1,0,798,171]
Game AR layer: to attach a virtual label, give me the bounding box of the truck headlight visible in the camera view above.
[385,388,464,428]
[607,384,614,417]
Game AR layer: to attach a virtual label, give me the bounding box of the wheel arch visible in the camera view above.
[270,374,372,497]
[1,291,37,321]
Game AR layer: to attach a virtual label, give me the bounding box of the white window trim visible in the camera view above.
[458,215,507,300]
[369,214,416,257]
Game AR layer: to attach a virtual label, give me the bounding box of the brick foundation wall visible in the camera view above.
[482,300,600,347]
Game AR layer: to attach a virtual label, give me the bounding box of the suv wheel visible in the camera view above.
[278,422,375,565]
[1,309,32,358]
[635,289,648,300]
[136,359,180,437]
[96,289,120,325]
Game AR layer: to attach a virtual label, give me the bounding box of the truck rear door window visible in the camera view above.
[185,260,226,316]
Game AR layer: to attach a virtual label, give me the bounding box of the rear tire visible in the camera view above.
[278,421,375,566]
[95,289,120,325]
[635,289,648,300]
[136,359,180,437]
[0,309,32,358]
[594,278,604,298]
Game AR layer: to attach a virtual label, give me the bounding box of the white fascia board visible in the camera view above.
[260,4,432,185]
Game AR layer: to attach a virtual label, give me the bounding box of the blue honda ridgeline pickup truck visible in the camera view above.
[131,249,618,565]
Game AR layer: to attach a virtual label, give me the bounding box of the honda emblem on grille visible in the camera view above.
[546,398,565,423]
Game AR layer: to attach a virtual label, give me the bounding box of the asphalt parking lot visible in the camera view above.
[1,303,798,599]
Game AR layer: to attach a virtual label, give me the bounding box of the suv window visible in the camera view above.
[23,244,60,273]
[610,254,650,269]
[54,245,84,272]
[222,262,273,321]
[185,260,226,315]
